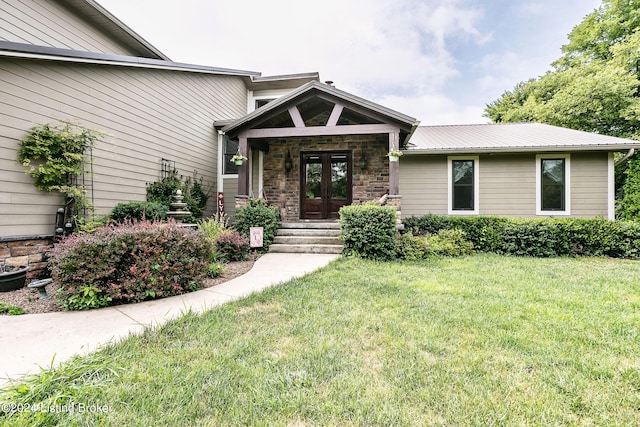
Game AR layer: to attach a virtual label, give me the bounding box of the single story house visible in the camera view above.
[1,0,638,273]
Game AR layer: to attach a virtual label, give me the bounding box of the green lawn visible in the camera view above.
[2,255,639,426]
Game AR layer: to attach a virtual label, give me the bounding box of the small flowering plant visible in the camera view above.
[231,154,248,162]
[386,150,403,159]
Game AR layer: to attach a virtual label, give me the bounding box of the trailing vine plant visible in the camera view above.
[18,121,104,215]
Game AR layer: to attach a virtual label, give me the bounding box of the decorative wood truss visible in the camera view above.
[222,81,419,198]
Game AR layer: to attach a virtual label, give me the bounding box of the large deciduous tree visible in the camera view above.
[484,0,640,219]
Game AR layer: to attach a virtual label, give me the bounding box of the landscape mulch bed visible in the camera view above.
[0,259,256,315]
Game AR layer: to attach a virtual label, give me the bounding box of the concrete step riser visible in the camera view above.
[272,222,343,254]
[279,222,340,230]
[277,229,340,237]
[273,236,342,245]
[269,244,343,255]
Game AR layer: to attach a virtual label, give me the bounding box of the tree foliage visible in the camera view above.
[484,0,640,219]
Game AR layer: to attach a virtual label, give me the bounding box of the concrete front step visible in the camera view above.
[273,236,342,245]
[269,244,343,254]
[276,228,340,237]
[271,221,343,254]
[278,221,340,230]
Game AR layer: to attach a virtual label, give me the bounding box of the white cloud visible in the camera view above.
[97,0,601,124]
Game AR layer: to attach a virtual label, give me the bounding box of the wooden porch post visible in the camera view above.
[389,131,400,195]
[237,136,249,196]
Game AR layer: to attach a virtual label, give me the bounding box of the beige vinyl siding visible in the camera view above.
[399,155,448,216]
[0,58,247,236]
[570,152,609,217]
[479,153,536,216]
[223,177,238,220]
[0,0,139,56]
[400,152,611,219]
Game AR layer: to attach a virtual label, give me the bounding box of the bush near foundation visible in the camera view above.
[50,220,211,310]
[339,203,397,261]
[234,199,280,252]
[111,201,168,223]
[402,214,640,258]
[396,229,473,259]
[215,230,250,262]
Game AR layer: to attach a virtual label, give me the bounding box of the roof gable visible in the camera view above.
[59,0,169,59]
[222,81,419,138]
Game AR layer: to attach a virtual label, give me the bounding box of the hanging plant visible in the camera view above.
[231,154,248,165]
[386,150,403,162]
[18,121,104,213]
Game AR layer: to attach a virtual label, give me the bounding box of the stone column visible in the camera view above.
[386,195,403,226]
[235,195,250,211]
[389,131,400,195]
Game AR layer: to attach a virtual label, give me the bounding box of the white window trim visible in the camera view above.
[536,154,571,216]
[608,152,615,220]
[448,156,479,215]
[221,136,239,178]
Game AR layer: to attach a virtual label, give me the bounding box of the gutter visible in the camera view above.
[614,148,635,166]
[0,41,260,77]
[403,145,640,155]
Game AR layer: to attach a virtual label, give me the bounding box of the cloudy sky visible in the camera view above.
[98,0,602,125]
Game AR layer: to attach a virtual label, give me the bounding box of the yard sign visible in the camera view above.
[250,227,264,248]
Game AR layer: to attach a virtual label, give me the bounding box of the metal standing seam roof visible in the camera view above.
[406,123,640,153]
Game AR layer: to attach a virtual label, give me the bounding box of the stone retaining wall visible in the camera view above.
[0,236,53,280]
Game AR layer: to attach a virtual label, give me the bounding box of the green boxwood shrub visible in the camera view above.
[429,229,474,256]
[234,199,280,252]
[49,221,211,310]
[339,202,397,261]
[402,214,640,259]
[110,201,168,223]
[501,219,558,257]
[396,230,473,259]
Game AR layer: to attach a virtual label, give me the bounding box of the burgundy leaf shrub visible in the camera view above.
[49,220,212,310]
[215,230,249,262]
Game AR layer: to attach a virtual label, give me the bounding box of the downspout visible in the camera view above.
[614,148,635,166]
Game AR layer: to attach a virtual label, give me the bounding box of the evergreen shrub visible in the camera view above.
[234,199,280,252]
[402,214,640,258]
[111,201,168,223]
[339,203,397,261]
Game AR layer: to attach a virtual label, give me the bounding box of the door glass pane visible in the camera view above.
[331,156,347,198]
[305,157,322,199]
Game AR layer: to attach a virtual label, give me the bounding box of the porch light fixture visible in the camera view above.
[285,150,293,173]
[358,151,368,171]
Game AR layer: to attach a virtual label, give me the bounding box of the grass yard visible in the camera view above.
[2,254,639,426]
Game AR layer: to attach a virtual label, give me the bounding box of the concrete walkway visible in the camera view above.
[0,253,339,387]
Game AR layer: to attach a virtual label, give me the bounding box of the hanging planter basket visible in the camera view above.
[231,154,247,166]
[387,151,403,162]
[0,266,28,292]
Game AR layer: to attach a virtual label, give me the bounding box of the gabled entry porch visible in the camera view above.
[222,81,419,222]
